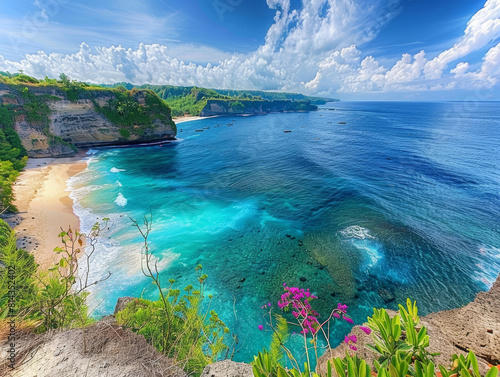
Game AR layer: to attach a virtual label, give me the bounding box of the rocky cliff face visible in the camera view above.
[0,83,176,158]
[200,99,317,116]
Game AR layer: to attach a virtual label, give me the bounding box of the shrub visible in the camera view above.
[119,128,131,138]
[115,215,235,375]
[0,221,111,349]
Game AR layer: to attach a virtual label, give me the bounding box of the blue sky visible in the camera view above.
[1,0,499,100]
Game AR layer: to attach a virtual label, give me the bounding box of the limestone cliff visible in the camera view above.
[0,82,176,158]
[200,99,317,116]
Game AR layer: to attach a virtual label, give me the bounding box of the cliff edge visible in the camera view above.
[0,78,176,158]
[200,99,317,116]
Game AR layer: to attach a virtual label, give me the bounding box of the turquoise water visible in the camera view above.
[69,101,500,362]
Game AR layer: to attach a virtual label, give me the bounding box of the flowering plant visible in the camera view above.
[255,284,355,374]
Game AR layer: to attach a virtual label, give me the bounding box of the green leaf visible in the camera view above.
[333,358,347,377]
[415,361,424,377]
[252,364,263,377]
[468,351,480,376]
[347,358,357,377]
[426,362,435,377]
[277,367,288,377]
[485,367,499,377]
[377,368,388,377]
[359,360,369,377]
[389,364,399,377]
[438,365,450,377]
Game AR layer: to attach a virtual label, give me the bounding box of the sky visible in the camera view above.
[0,0,499,100]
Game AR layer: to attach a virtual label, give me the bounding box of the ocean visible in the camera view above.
[68,101,500,362]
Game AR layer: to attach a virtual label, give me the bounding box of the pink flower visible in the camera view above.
[258,325,264,330]
[349,345,357,351]
[343,316,354,324]
[360,326,372,335]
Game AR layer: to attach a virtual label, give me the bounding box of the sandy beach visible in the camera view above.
[9,116,217,270]
[11,151,88,270]
[173,115,220,124]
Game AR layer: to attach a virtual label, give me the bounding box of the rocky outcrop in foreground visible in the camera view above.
[201,359,253,377]
[2,318,187,377]
[3,276,498,377]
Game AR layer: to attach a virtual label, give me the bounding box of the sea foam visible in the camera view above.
[339,225,376,240]
[339,226,383,270]
[473,245,500,289]
[110,167,125,173]
[114,193,128,206]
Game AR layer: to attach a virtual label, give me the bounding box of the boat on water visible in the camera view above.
[195,129,204,132]
[284,130,292,133]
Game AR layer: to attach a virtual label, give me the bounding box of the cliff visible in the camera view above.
[199,99,318,116]
[0,81,176,158]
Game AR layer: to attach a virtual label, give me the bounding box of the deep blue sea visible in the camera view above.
[69,101,500,362]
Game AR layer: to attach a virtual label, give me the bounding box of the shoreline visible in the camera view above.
[173,113,257,125]
[10,151,88,270]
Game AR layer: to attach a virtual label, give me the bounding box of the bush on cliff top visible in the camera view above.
[115,215,234,375]
[94,88,176,134]
[0,104,27,212]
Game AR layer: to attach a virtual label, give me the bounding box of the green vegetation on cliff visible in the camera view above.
[139,85,231,117]
[93,87,176,135]
[213,88,337,104]
[0,215,234,376]
[0,103,27,212]
[0,72,175,146]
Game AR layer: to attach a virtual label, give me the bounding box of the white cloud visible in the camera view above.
[0,0,400,91]
[0,0,499,97]
[456,42,500,88]
[451,62,470,78]
[423,0,500,79]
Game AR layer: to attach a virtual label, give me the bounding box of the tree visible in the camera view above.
[59,73,70,86]
[230,101,245,113]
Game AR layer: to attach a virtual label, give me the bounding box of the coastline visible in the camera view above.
[10,151,88,270]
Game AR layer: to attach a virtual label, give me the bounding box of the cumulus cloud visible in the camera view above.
[456,42,500,88]
[0,0,400,91]
[0,0,499,96]
[303,0,500,94]
[423,0,500,79]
